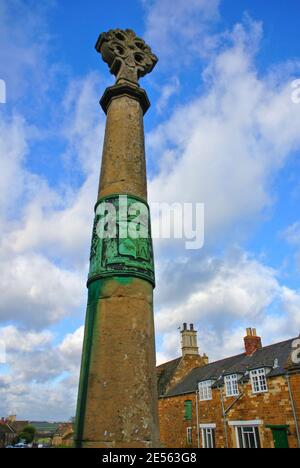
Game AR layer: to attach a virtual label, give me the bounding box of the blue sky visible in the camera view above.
[0,0,300,420]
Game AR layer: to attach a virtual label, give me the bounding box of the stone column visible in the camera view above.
[74,29,160,448]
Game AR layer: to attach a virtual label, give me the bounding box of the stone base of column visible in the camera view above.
[75,277,160,449]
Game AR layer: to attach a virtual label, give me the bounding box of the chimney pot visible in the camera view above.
[183,323,187,330]
[190,324,194,331]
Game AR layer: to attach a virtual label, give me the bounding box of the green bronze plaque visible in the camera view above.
[88,194,155,287]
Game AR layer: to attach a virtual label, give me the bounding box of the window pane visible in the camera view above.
[237,427,243,448]
[237,426,261,449]
[187,428,192,445]
[255,427,261,449]
[202,428,215,449]
[225,374,239,397]
[203,432,206,448]
[250,369,268,394]
[212,429,216,448]
[198,381,212,401]
[248,431,256,449]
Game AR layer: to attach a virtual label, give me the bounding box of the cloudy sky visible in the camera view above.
[0,0,300,421]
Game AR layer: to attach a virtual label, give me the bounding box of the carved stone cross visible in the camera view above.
[95,29,158,86]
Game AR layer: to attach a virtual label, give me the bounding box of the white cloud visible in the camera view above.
[0,115,28,218]
[0,253,84,328]
[1,3,300,421]
[155,251,279,333]
[0,113,87,329]
[143,0,220,63]
[59,326,84,372]
[5,179,94,268]
[0,2,100,418]
[62,73,105,176]
[156,77,180,113]
[0,326,52,354]
[281,222,300,270]
[154,249,300,363]
[150,22,300,350]
[0,0,54,102]
[0,326,83,420]
[0,74,104,328]
[148,18,300,247]
[0,70,100,415]
[1,74,103,270]
[283,222,300,246]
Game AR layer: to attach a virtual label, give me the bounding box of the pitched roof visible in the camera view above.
[9,421,29,433]
[163,338,297,398]
[157,357,181,396]
[0,423,15,434]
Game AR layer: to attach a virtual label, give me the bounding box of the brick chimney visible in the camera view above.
[181,323,199,357]
[244,328,262,356]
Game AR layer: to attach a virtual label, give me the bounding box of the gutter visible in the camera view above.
[159,390,196,399]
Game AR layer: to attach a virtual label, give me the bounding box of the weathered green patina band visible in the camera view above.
[87,194,155,287]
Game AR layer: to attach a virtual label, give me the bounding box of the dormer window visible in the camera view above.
[250,368,268,394]
[224,374,239,397]
[198,380,212,401]
[273,358,279,369]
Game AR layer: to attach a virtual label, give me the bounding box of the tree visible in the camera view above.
[19,425,36,443]
[19,432,31,443]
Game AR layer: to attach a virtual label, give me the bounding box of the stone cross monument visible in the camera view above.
[74,29,160,448]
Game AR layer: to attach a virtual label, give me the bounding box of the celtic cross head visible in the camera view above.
[95,29,158,86]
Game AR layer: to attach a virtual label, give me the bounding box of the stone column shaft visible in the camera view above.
[99,94,147,200]
[75,29,159,448]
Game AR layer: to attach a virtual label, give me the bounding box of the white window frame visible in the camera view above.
[235,426,261,449]
[229,421,263,449]
[186,427,192,445]
[224,374,239,397]
[198,380,212,401]
[250,368,268,394]
[200,424,216,448]
[229,420,263,426]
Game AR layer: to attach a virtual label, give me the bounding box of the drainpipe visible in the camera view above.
[219,387,229,448]
[195,390,200,448]
[286,373,300,448]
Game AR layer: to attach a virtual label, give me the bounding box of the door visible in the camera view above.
[272,428,289,449]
